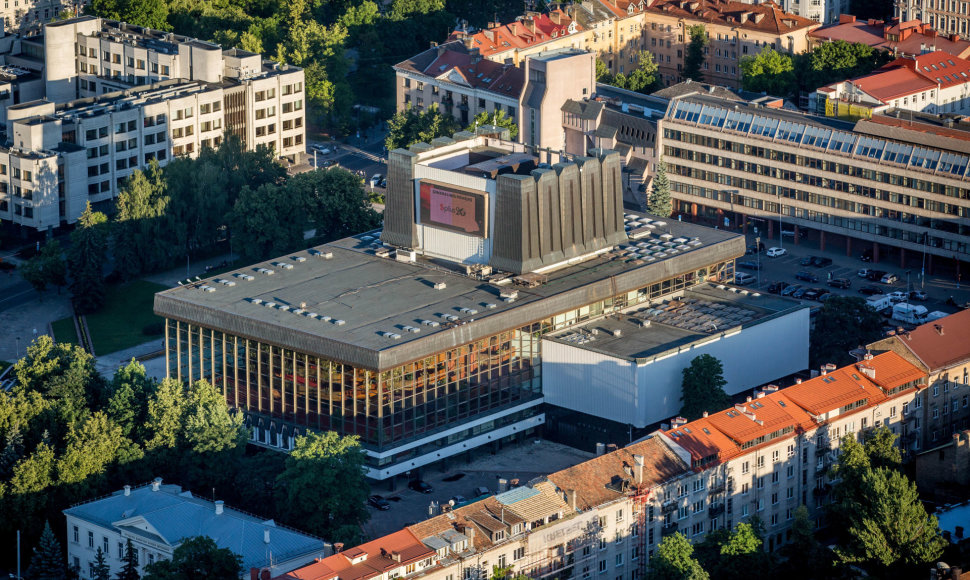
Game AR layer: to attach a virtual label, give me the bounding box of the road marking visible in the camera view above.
[0,287,35,305]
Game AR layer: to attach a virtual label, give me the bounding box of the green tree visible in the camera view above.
[56,412,123,492]
[68,202,110,314]
[777,505,835,580]
[21,241,67,295]
[649,158,672,217]
[27,521,66,580]
[117,539,140,580]
[182,380,246,455]
[230,182,307,263]
[8,443,56,536]
[107,359,156,439]
[595,58,613,84]
[93,547,111,580]
[490,565,530,580]
[740,47,796,96]
[684,25,708,82]
[386,104,461,150]
[647,532,709,580]
[466,109,519,139]
[141,536,242,580]
[276,431,370,544]
[809,296,884,367]
[796,41,891,95]
[291,169,382,243]
[596,52,662,94]
[113,162,168,281]
[679,354,730,421]
[144,378,187,452]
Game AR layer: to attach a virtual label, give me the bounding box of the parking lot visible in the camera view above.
[733,233,970,317]
[361,440,594,540]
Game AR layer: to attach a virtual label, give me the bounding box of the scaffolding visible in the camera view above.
[631,485,650,579]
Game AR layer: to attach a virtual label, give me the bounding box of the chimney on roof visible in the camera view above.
[820,365,827,376]
[334,543,344,553]
[633,454,644,484]
[746,396,752,402]
[864,351,874,360]
[470,47,481,64]
[510,21,518,35]
[606,443,618,453]
[151,477,162,491]
[484,29,495,42]
[839,14,856,24]
[671,417,687,429]
[935,324,944,335]
[123,485,131,496]
[702,411,708,418]
[795,378,802,384]
[567,489,578,510]
[951,34,961,42]
[215,500,224,515]
[857,363,876,380]
[463,35,474,50]
[264,529,271,544]
[551,10,562,25]
[250,568,259,580]
[526,17,536,34]
[927,28,938,38]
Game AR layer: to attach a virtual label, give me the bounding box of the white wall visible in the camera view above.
[542,308,810,427]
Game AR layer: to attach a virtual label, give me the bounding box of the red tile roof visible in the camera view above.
[810,16,970,59]
[422,51,525,97]
[646,0,818,35]
[274,530,434,580]
[848,66,936,103]
[461,10,581,59]
[899,51,970,89]
[889,309,970,371]
[599,0,649,20]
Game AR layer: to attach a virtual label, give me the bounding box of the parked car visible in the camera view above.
[795,271,819,283]
[792,287,810,299]
[909,290,929,301]
[828,278,851,289]
[369,173,384,187]
[866,270,887,281]
[737,260,761,270]
[734,272,756,285]
[881,273,899,284]
[818,292,836,303]
[368,495,391,510]
[802,289,820,301]
[767,281,790,294]
[858,268,872,278]
[781,284,801,297]
[861,248,873,262]
[312,144,332,154]
[450,495,467,505]
[858,285,882,296]
[811,256,833,267]
[886,291,907,303]
[408,480,433,494]
[766,247,787,257]
[814,289,831,301]
[320,159,336,168]
[379,178,387,188]
[746,242,766,255]
[800,256,817,266]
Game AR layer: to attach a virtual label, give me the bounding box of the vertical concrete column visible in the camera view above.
[846,236,852,257]
[768,219,774,239]
[741,214,747,235]
[819,231,826,252]
[691,203,698,218]
[900,248,906,269]
[873,242,880,263]
[794,225,800,246]
[928,253,934,275]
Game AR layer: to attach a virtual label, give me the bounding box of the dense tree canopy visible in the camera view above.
[68,203,110,314]
[386,105,462,151]
[466,109,519,140]
[680,354,730,421]
[740,48,795,96]
[142,536,242,580]
[647,532,709,580]
[684,25,708,82]
[597,51,662,94]
[20,241,67,295]
[810,296,884,367]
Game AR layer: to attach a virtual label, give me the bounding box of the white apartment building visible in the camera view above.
[0,0,81,34]
[0,16,305,231]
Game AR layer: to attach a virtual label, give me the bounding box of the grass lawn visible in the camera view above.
[51,317,80,346]
[85,280,167,356]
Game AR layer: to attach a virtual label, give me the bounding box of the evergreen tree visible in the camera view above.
[679,354,730,421]
[27,521,66,580]
[68,202,110,314]
[649,158,672,217]
[0,422,25,479]
[117,539,140,580]
[684,25,708,82]
[93,547,111,580]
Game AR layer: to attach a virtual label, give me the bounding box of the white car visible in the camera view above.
[369,174,383,188]
[312,144,331,154]
[766,247,787,257]
[886,291,907,303]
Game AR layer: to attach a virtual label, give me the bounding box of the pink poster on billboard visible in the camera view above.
[419,181,487,237]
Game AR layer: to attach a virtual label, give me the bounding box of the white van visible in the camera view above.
[865,294,892,312]
[892,303,928,324]
[734,272,755,286]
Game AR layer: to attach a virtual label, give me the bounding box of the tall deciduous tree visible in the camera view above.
[21,241,67,295]
[466,109,519,139]
[385,104,461,150]
[68,202,109,314]
[230,182,307,262]
[107,359,156,440]
[740,47,796,96]
[795,41,891,95]
[114,162,168,281]
[144,378,187,452]
[276,431,370,544]
[293,169,382,242]
[56,412,123,492]
[684,25,708,82]
[679,354,730,421]
[141,536,242,580]
[182,380,246,455]
[27,521,66,580]
[649,158,672,217]
[809,296,883,367]
[646,532,709,580]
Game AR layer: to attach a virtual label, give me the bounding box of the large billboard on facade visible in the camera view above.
[418,180,488,238]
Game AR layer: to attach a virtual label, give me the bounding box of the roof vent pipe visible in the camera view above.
[124,485,131,496]
[151,477,162,491]
[215,500,224,515]
[264,529,270,544]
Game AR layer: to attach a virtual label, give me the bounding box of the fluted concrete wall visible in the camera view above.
[381,148,419,248]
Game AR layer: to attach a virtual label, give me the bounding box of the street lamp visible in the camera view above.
[776,192,784,250]
[755,236,762,289]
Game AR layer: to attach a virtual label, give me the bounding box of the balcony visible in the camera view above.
[709,482,726,495]
[708,505,725,518]
[661,523,679,537]
[661,502,677,514]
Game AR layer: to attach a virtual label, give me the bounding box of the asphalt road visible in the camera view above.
[735,234,969,316]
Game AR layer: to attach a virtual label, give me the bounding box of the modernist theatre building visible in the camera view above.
[156,133,762,481]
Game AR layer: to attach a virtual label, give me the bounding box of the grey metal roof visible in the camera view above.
[154,215,743,371]
[561,98,604,119]
[64,483,325,571]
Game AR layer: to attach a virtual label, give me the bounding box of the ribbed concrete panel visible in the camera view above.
[534,169,565,265]
[593,149,627,247]
[555,163,583,260]
[576,157,596,252]
[382,149,419,248]
[491,175,528,274]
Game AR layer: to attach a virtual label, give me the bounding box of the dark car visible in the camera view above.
[781,284,801,297]
[858,285,882,296]
[909,290,929,301]
[818,292,836,303]
[813,289,831,301]
[828,278,852,289]
[800,256,817,266]
[812,257,833,268]
[795,271,819,283]
[767,281,790,294]
[368,495,391,510]
[861,248,873,262]
[802,289,820,301]
[866,270,887,281]
[408,480,433,494]
[792,287,810,299]
[746,242,766,255]
[737,260,761,270]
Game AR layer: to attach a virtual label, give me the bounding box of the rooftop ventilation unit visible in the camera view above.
[612,328,622,337]
[442,314,459,322]
[264,302,277,308]
[292,309,304,315]
[306,312,318,318]
[500,289,518,301]
[395,250,416,263]
[485,303,497,310]
[293,256,306,262]
[215,279,236,286]
[320,315,332,321]
[257,268,274,275]
[433,282,447,290]
[459,307,479,315]
[273,262,294,270]
[235,273,255,281]
[309,249,334,259]
[200,285,216,292]
[333,319,346,326]
[421,320,440,327]
[404,326,421,333]
[375,248,392,258]
[249,298,263,304]
[383,332,402,339]
[278,304,290,311]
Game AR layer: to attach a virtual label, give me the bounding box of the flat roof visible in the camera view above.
[154,213,742,370]
[546,283,805,362]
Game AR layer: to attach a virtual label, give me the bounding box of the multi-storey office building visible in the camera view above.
[154,133,745,481]
[0,16,305,230]
[896,0,970,37]
[279,353,928,580]
[657,92,970,269]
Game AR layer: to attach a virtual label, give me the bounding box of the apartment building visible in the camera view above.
[869,309,970,449]
[896,0,970,38]
[64,478,327,580]
[0,16,305,231]
[813,52,970,117]
[642,0,819,88]
[657,92,970,269]
[811,15,970,59]
[455,9,583,67]
[774,0,849,24]
[0,0,79,34]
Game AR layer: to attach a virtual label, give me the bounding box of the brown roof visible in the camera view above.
[407,500,496,552]
[547,437,689,510]
[276,530,434,580]
[395,44,525,100]
[646,0,818,36]
[876,309,970,371]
